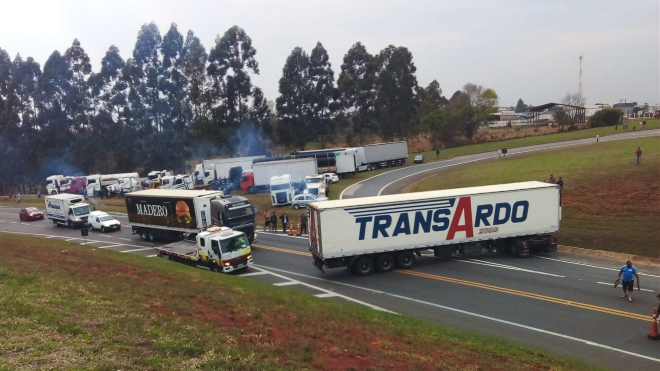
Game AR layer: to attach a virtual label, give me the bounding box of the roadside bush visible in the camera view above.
[589,108,623,128]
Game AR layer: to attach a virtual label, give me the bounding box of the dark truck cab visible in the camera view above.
[210,195,257,243]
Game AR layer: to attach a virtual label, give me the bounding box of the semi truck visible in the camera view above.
[46,175,69,194]
[45,193,92,228]
[270,174,294,206]
[192,156,265,188]
[155,226,253,273]
[308,181,559,275]
[86,173,140,197]
[361,141,408,170]
[126,189,256,243]
[305,175,327,197]
[290,148,359,176]
[240,158,318,194]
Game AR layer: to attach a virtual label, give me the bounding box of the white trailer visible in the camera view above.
[362,141,408,170]
[45,193,92,228]
[193,156,265,186]
[308,181,560,275]
[253,158,317,188]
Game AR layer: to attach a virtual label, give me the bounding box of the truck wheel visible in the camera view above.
[375,254,395,273]
[67,221,72,228]
[352,256,375,276]
[101,226,106,233]
[248,186,255,194]
[148,229,156,242]
[141,229,149,241]
[395,251,415,269]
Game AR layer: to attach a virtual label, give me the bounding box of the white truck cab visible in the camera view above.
[270,174,293,206]
[305,175,327,197]
[160,174,193,190]
[46,175,65,195]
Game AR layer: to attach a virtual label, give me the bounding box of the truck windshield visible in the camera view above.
[220,235,249,254]
[226,206,254,220]
[148,174,158,180]
[306,178,321,184]
[308,188,319,196]
[72,206,91,216]
[271,183,290,191]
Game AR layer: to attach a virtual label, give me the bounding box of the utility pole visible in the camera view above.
[578,55,583,97]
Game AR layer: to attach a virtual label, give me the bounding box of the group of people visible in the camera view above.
[547,174,564,190]
[263,210,308,235]
[6,192,21,203]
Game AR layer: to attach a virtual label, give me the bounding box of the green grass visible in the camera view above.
[0,233,605,371]
[410,137,660,257]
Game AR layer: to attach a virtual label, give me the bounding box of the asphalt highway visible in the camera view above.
[2,129,659,370]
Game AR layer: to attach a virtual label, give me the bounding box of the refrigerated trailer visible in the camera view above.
[362,141,408,170]
[308,181,560,275]
[240,158,318,193]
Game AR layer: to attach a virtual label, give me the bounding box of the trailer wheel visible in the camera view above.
[375,254,395,273]
[140,229,149,241]
[395,251,415,269]
[248,186,255,194]
[148,229,156,242]
[352,256,375,276]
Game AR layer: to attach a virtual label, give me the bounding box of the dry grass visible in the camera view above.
[0,233,603,371]
[409,137,660,257]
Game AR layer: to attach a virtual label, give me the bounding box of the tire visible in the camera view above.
[101,226,106,233]
[375,254,395,273]
[395,251,415,269]
[67,221,72,228]
[148,229,156,242]
[248,186,255,194]
[141,229,149,241]
[352,256,375,276]
[293,204,300,210]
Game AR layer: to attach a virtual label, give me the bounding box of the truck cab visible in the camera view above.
[305,175,327,197]
[210,195,256,242]
[240,170,256,193]
[193,163,217,187]
[270,174,293,206]
[160,174,193,190]
[46,175,65,195]
[45,193,91,228]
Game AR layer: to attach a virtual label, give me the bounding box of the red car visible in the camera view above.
[19,207,44,221]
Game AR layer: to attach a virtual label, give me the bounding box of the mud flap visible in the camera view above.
[312,256,325,273]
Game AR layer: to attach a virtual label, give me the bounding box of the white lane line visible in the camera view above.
[96,244,126,249]
[65,238,79,241]
[459,257,565,278]
[98,234,114,238]
[20,223,31,226]
[9,221,16,224]
[257,265,660,365]
[536,256,660,279]
[258,231,307,240]
[146,254,158,258]
[315,293,339,298]
[596,282,654,293]
[0,220,5,222]
[238,271,270,277]
[274,281,299,287]
[253,265,396,314]
[118,238,132,241]
[119,247,154,253]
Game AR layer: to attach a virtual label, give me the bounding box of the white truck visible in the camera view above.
[160,174,194,190]
[126,189,257,243]
[45,193,92,228]
[46,175,68,195]
[308,181,560,275]
[241,158,318,194]
[361,141,408,170]
[192,156,265,188]
[155,226,254,273]
[305,175,327,197]
[270,174,294,206]
[86,173,140,197]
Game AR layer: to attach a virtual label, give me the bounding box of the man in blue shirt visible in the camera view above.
[617,260,639,302]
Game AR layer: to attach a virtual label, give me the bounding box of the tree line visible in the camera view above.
[0,22,499,192]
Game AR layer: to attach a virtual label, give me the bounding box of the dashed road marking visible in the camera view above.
[274,281,299,287]
[120,247,154,253]
[596,281,654,292]
[315,293,339,298]
[238,271,270,277]
[96,244,126,249]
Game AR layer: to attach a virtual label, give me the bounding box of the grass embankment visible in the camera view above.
[0,194,127,213]
[410,137,659,257]
[0,234,603,371]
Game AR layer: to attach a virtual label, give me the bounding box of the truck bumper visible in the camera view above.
[222,258,254,273]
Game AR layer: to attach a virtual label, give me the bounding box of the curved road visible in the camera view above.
[1,129,658,370]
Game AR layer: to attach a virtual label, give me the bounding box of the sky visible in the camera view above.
[1,0,658,107]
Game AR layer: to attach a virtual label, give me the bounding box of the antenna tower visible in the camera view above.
[578,55,583,96]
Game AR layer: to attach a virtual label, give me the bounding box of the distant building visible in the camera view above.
[612,102,637,116]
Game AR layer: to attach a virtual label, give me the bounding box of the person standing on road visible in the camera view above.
[635,147,642,165]
[37,189,41,198]
[435,149,440,160]
[263,210,270,231]
[280,212,289,233]
[557,177,564,191]
[300,212,308,235]
[596,134,600,142]
[548,175,556,184]
[617,260,639,302]
[270,212,277,232]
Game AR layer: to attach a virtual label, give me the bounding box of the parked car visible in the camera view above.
[292,194,328,210]
[19,207,44,221]
[414,154,424,163]
[323,173,339,184]
[89,212,121,232]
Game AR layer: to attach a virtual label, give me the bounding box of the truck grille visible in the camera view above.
[81,217,88,222]
[234,225,255,242]
[275,192,288,204]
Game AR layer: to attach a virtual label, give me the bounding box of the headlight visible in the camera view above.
[247,255,252,260]
[224,262,230,267]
